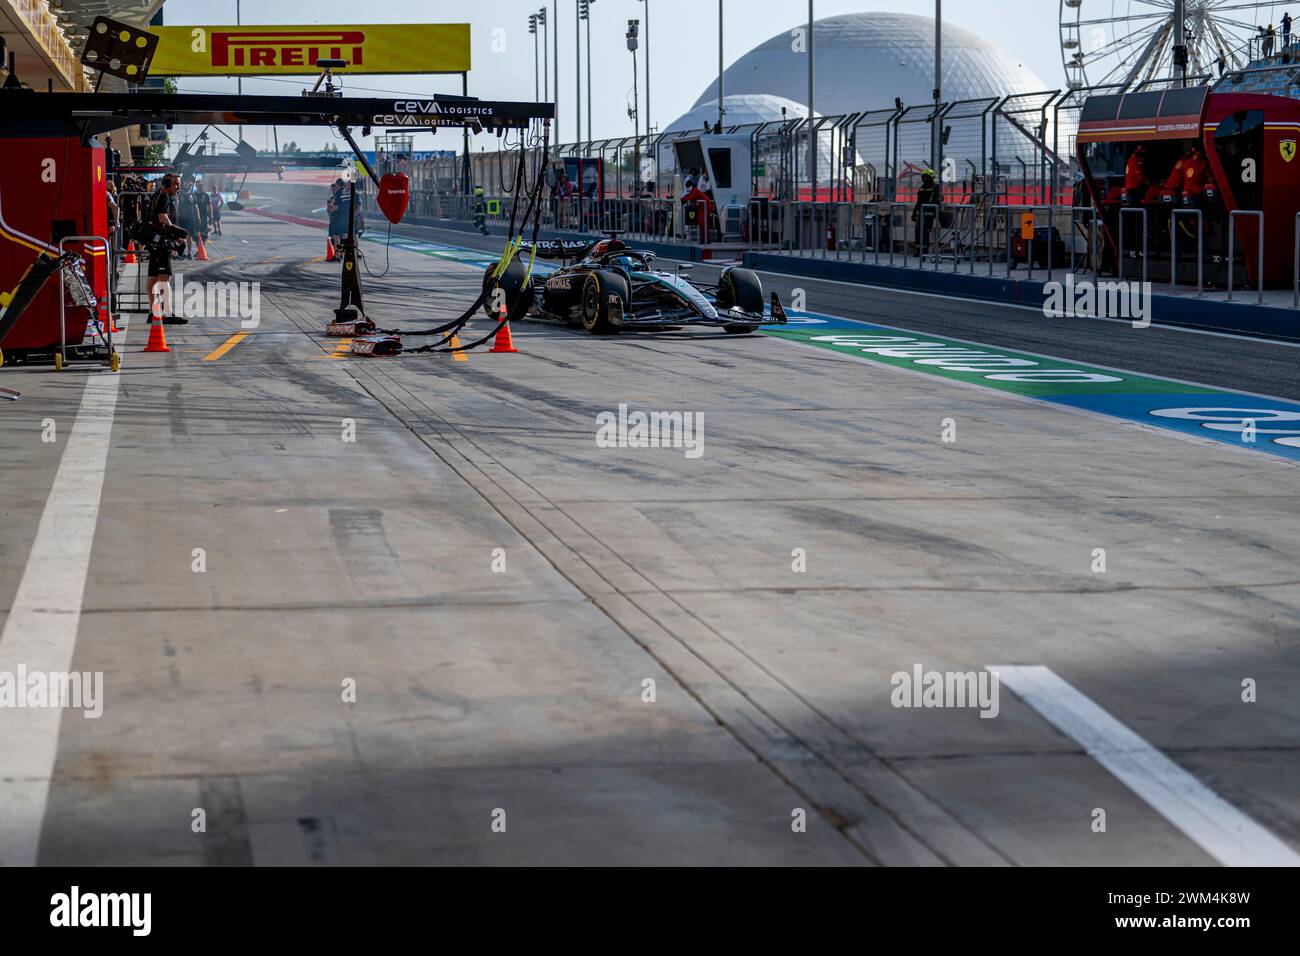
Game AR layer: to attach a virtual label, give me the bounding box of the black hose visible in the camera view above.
[383,129,543,344]
[358,219,394,278]
[405,123,551,354]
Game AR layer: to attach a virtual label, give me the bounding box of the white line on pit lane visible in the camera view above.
[0,371,121,866]
[991,664,1300,867]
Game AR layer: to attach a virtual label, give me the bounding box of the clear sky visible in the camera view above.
[156,0,1278,153]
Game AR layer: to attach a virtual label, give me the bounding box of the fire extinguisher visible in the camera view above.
[826,221,836,251]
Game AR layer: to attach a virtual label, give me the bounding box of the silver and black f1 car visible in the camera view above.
[483,234,788,335]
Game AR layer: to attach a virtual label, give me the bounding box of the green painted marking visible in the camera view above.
[764,323,1221,398]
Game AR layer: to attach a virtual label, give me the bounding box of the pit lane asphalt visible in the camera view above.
[4,193,1299,866]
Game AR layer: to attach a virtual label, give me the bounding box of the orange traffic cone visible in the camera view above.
[106,306,122,335]
[195,235,209,261]
[124,241,137,264]
[489,303,518,353]
[143,299,170,353]
[325,237,336,261]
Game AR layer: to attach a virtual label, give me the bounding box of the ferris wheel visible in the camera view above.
[1060,1,1287,90]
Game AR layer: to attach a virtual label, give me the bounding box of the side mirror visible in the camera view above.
[676,263,694,272]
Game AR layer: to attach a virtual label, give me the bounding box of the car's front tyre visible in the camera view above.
[716,267,764,313]
[580,270,628,335]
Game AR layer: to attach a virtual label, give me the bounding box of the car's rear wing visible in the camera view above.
[519,239,594,261]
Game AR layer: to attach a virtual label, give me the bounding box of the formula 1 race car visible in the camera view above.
[482,234,788,334]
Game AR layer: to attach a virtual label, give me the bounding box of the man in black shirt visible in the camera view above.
[194,185,212,245]
[176,175,198,258]
[912,169,943,257]
[145,173,187,324]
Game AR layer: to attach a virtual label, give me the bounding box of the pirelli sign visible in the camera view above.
[149,24,471,76]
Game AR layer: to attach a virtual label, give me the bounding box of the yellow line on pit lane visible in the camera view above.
[449,333,468,362]
[202,331,250,362]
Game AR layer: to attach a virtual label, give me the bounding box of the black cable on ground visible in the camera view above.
[374,128,542,345]
[410,122,551,354]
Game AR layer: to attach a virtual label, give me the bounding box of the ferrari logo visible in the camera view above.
[1282,140,1297,163]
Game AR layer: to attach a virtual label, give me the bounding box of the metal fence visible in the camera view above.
[353,77,1300,306]
[388,83,1092,205]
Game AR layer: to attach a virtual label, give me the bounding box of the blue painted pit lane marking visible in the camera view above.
[768,312,1300,463]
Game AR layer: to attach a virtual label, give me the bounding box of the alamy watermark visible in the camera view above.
[596,403,704,459]
[0,665,103,718]
[1042,274,1151,328]
[890,664,999,719]
[163,274,261,328]
[50,886,150,936]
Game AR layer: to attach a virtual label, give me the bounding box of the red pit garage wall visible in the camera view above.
[1202,91,1300,285]
[0,135,108,352]
[1078,85,1300,285]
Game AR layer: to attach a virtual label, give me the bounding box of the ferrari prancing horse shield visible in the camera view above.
[1282,139,1297,163]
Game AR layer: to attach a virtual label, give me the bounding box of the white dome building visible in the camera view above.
[657,12,1056,208]
[690,12,1049,118]
[664,94,813,135]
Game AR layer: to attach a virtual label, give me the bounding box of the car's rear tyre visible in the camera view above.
[481,256,534,319]
[715,267,764,314]
[580,270,628,335]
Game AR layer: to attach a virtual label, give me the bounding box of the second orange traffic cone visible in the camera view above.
[195,235,209,261]
[143,299,169,353]
[489,303,518,353]
[124,241,137,264]
[325,237,336,261]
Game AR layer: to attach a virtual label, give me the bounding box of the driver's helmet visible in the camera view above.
[608,253,641,270]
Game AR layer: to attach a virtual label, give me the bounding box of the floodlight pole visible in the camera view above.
[809,0,815,201]
[643,0,651,145]
[462,72,470,194]
[717,0,724,131]
[542,9,549,101]
[585,3,594,142]
[932,0,942,174]
[575,0,582,151]
[554,0,560,142]
[531,16,539,101]
[1173,0,1188,86]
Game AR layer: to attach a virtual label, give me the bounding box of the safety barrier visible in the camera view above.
[1294,212,1300,308]
[1007,205,1057,282]
[1117,207,1149,286]
[386,187,1300,311]
[1227,210,1265,305]
[1170,208,1204,296]
[1068,206,1101,278]
[57,234,113,369]
[113,188,153,316]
